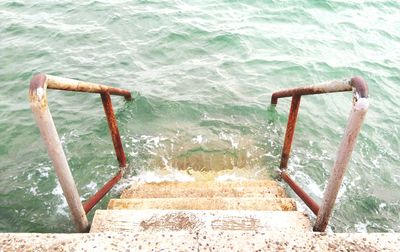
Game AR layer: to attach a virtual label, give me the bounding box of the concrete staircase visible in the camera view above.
[1,179,399,251]
[90,180,312,234]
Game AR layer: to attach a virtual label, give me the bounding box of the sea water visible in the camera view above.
[0,0,399,233]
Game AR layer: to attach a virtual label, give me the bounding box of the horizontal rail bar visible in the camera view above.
[30,74,132,100]
[271,77,368,105]
[281,171,319,215]
[271,80,351,105]
[29,73,131,232]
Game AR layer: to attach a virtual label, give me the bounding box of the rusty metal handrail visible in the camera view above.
[271,76,368,232]
[29,73,132,232]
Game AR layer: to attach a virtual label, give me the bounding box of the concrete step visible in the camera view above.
[121,180,286,199]
[3,232,399,251]
[90,210,311,233]
[108,197,297,211]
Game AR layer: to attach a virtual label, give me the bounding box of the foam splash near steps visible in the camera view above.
[116,171,283,204]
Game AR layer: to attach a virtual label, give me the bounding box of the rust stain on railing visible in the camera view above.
[280,171,320,216]
[29,73,132,232]
[279,95,301,169]
[271,76,369,232]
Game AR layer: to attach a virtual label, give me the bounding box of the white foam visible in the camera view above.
[86,181,97,191]
[38,165,51,178]
[192,135,204,144]
[308,181,324,199]
[130,169,195,184]
[51,181,69,216]
[29,186,38,196]
[354,222,368,233]
[216,173,248,182]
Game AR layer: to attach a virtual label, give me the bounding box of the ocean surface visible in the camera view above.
[0,0,399,233]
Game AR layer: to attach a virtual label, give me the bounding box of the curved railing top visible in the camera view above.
[271,76,368,105]
[29,73,132,104]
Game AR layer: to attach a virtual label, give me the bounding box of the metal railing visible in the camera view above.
[271,76,369,232]
[29,73,132,232]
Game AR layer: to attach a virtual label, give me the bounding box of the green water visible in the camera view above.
[1,0,399,233]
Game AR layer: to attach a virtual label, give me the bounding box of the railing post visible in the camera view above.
[314,97,369,232]
[100,92,127,168]
[280,95,301,169]
[29,74,89,232]
[272,77,368,231]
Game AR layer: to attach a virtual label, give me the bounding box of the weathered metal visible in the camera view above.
[280,95,301,169]
[83,171,123,213]
[271,80,352,105]
[349,76,368,98]
[29,74,89,232]
[45,74,132,100]
[29,73,131,232]
[272,78,369,170]
[314,78,369,232]
[280,171,319,215]
[100,93,127,168]
[271,76,369,232]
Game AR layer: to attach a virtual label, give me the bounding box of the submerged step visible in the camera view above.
[108,197,296,211]
[121,180,285,199]
[90,210,311,233]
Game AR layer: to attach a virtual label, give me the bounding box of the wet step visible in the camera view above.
[108,197,297,211]
[121,180,286,199]
[90,210,311,233]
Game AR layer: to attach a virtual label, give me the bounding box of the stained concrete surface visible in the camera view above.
[1,231,399,251]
